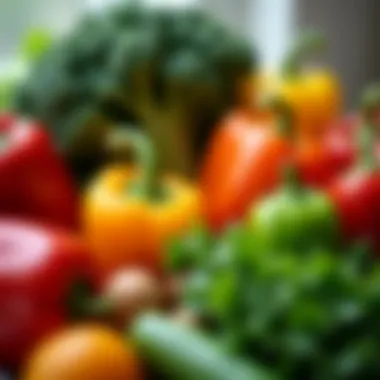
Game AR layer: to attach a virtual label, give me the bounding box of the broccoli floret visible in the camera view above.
[15,3,255,178]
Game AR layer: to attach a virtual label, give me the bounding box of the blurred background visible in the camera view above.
[1,0,379,107]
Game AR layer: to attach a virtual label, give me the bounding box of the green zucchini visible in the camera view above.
[131,313,277,380]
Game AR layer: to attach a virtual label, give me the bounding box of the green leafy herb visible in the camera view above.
[174,223,380,379]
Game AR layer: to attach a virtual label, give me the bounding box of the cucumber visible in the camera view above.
[131,313,276,380]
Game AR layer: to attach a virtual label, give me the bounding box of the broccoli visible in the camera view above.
[15,3,255,178]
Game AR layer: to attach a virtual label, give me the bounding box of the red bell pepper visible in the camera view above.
[298,107,380,188]
[296,118,355,188]
[201,107,292,232]
[328,84,380,254]
[0,114,78,228]
[0,219,93,365]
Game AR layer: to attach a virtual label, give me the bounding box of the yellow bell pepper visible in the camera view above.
[258,31,341,139]
[82,130,201,281]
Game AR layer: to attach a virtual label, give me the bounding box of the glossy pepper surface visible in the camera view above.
[0,114,78,228]
[83,130,201,280]
[296,108,380,188]
[258,31,341,139]
[296,123,355,188]
[201,105,292,232]
[248,164,338,252]
[0,219,92,365]
[329,84,380,254]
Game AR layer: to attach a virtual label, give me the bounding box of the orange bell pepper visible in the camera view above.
[83,130,200,280]
[201,104,292,232]
[258,31,341,139]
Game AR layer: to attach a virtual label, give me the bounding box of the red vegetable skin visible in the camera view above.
[330,171,380,250]
[0,114,78,228]
[0,219,91,365]
[297,119,356,188]
[328,85,380,253]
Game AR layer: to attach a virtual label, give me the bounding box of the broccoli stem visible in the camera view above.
[139,107,195,177]
[130,74,197,177]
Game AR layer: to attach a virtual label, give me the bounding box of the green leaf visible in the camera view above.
[166,223,214,272]
[21,28,53,63]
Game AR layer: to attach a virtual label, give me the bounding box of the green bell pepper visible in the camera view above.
[248,165,339,253]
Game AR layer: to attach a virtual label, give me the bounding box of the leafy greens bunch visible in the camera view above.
[169,225,380,380]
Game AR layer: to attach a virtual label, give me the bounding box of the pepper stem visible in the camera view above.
[260,96,299,189]
[282,30,325,78]
[272,98,293,138]
[358,83,380,169]
[108,128,159,199]
[260,96,293,138]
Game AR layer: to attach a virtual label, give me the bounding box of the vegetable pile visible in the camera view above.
[2,1,380,380]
